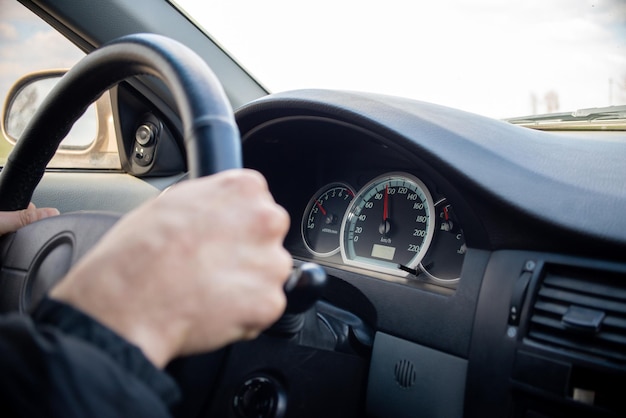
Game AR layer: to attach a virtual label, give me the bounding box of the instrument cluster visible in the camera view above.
[299,172,466,286]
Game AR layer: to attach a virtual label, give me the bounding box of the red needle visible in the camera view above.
[383,185,389,221]
[315,200,327,216]
[443,206,450,221]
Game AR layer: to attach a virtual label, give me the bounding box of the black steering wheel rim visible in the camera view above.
[0,33,242,211]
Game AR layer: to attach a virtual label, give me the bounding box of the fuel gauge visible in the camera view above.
[418,199,466,283]
[301,183,355,257]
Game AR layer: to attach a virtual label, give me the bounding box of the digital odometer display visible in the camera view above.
[340,172,435,277]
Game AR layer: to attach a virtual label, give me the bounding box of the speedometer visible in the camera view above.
[340,172,435,277]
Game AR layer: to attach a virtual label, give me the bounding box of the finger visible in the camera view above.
[0,206,60,236]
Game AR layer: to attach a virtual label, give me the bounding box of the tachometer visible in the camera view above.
[340,172,435,276]
[301,182,355,257]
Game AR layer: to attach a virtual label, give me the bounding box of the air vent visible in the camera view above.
[527,265,626,365]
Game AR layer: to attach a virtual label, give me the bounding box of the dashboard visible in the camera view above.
[231,89,626,417]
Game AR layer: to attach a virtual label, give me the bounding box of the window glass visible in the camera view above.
[0,0,120,169]
[177,0,626,119]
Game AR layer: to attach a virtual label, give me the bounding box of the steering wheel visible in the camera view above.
[0,33,242,313]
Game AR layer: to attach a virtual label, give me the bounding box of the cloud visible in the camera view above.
[0,7,84,106]
[0,22,18,40]
[179,0,626,117]
[0,0,37,20]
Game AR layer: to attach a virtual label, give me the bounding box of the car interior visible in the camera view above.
[0,1,625,417]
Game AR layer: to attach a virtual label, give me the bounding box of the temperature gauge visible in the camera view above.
[418,199,466,283]
[301,183,355,257]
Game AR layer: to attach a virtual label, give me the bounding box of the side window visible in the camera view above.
[0,0,120,169]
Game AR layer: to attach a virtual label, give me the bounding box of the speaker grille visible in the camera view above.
[394,359,416,389]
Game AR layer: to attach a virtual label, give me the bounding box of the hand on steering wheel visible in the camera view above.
[0,34,292,367]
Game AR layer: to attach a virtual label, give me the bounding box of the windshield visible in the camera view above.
[174,0,625,119]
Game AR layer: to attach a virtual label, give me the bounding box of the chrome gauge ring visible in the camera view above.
[340,172,435,277]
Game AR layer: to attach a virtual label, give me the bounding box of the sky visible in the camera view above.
[1,0,624,120]
[176,0,626,118]
[0,0,89,149]
[0,0,84,96]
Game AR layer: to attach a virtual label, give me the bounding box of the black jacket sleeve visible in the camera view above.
[0,297,180,418]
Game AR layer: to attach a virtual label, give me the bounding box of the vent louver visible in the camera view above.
[527,265,626,365]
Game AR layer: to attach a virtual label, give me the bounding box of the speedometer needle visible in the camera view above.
[379,185,391,236]
[383,185,389,221]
